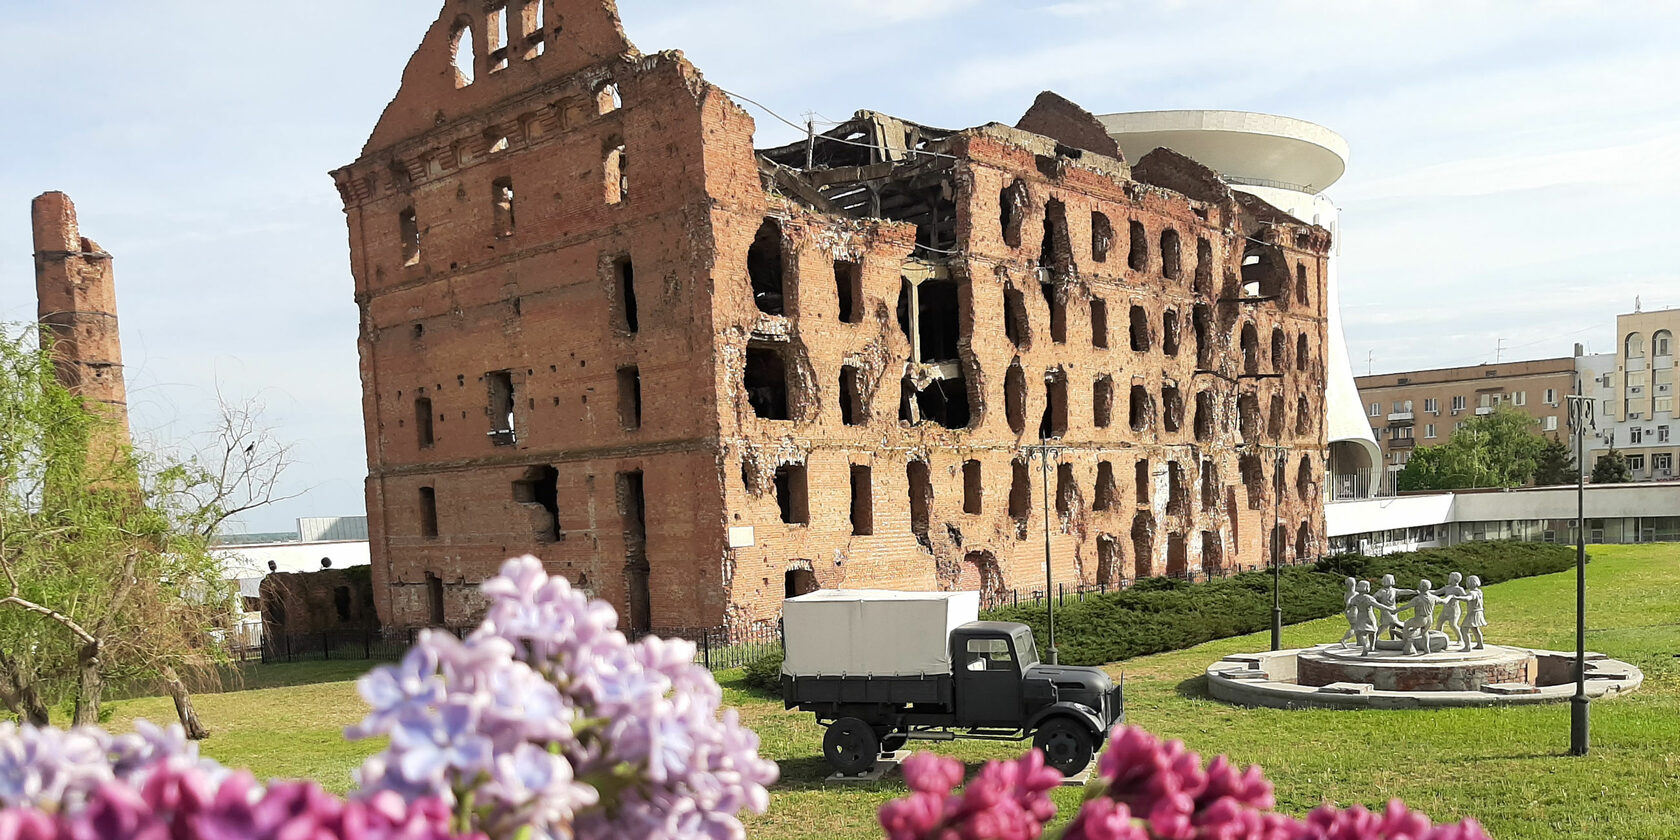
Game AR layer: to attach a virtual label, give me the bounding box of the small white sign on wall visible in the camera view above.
[727,525,756,549]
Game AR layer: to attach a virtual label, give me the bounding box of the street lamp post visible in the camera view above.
[1037,439,1059,665]
[1566,394,1591,755]
[1271,447,1284,651]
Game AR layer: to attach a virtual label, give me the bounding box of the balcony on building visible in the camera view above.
[1475,406,1494,416]
[1391,437,1417,450]
[1387,410,1414,424]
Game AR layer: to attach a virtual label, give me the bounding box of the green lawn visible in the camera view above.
[108,544,1680,839]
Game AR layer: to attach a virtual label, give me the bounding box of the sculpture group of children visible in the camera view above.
[1337,572,1487,656]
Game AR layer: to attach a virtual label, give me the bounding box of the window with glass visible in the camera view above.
[965,638,1015,672]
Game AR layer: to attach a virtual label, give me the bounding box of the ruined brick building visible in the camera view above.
[333,0,1331,632]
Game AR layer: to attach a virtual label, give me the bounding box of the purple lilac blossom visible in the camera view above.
[349,555,777,840]
[0,721,217,816]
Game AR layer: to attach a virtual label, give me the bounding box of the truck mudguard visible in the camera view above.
[1024,701,1106,739]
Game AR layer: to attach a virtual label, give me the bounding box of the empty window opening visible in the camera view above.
[774,464,810,524]
[617,471,650,633]
[916,278,962,362]
[1295,263,1309,306]
[840,365,865,426]
[1296,396,1311,436]
[1094,461,1118,511]
[1193,304,1213,369]
[1091,212,1113,262]
[1161,310,1180,356]
[908,460,933,546]
[1000,179,1028,248]
[1268,394,1285,441]
[605,140,627,204]
[1132,514,1155,579]
[488,5,510,72]
[451,22,476,88]
[1127,220,1148,271]
[1010,458,1031,537]
[1167,461,1187,515]
[1096,535,1120,586]
[1297,455,1313,501]
[492,178,516,238]
[419,486,439,538]
[1039,198,1072,276]
[961,460,983,515]
[1193,237,1213,295]
[1041,370,1068,439]
[835,260,863,323]
[1238,393,1259,442]
[1055,463,1079,519]
[425,572,444,624]
[331,585,352,622]
[488,370,516,445]
[1041,281,1067,344]
[1166,533,1187,579]
[1135,459,1150,504]
[1194,390,1215,442]
[1241,323,1260,375]
[1003,287,1031,348]
[964,551,1007,605]
[748,219,786,315]
[1129,385,1154,432]
[513,465,560,542]
[991,363,1025,439]
[399,208,421,266]
[1091,298,1109,349]
[614,256,638,333]
[1200,459,1219,512]
[519,0,545,58]
[1093,376,1114,428]
[1297,333,1310,372]
[744,343,791,420]
[1271,328,1288,373]
[1240,243,1287,298]
[900,374,971,430]
[1128,305,1151,352]
[1240,454,1265,510]
[596,81,621,114]
[850,464,874,535]
[415,397,434,448]
[1160,229,1182,279]
[1200,532,1222,578]
[616,366,642,431]
[785,568,818,599]
[1296,522,1314,561]
[1162,384,1183,433]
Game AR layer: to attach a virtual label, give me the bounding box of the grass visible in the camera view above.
[106,544,1680,839]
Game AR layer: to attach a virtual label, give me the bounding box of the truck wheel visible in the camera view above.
[824,717,879,775]
[1033,718,1094,776]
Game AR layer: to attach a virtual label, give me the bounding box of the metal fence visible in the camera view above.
[630,622,784,671]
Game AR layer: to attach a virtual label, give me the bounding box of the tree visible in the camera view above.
[0,325,291,735]
[1394,405,1546,491]
[1592,449,1633,484]
[1532,435,1577,486]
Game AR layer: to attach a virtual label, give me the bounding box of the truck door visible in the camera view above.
[954,635,1023,726]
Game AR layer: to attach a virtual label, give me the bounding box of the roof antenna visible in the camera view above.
[803,112,816,170]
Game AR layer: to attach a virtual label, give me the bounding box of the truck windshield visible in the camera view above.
[1016,634,1039,668]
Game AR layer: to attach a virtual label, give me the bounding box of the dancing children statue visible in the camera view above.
[1335,577,1359,647]
[1393,579,1455,656]
[1431,572,1468,644]
[1343,580,1398,656]
[1373,574,1416,641]
[1447,575,1487,651]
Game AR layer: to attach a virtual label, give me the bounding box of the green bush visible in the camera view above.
[741,648,784,696]
[984,541,1576,666]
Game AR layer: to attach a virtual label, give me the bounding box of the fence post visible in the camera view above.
[324,632,331,660]
[284,633,292,663]
[702,630,711,670]
[364,627,372,660]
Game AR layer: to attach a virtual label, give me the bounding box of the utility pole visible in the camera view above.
[1038,439,1059,665]
[1271,446,1285,651]
[1566,393,1592,755]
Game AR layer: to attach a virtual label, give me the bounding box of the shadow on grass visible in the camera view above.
[774,755,1007,792]
[1175,675,1211,700]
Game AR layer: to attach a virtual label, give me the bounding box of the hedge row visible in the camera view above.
[983,541,1577,667]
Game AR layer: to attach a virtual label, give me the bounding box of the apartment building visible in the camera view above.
[1578,309,1680,480]
[1354,358,1575,492]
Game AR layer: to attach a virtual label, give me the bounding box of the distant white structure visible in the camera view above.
[1326,482,1680,555]
[212,517,371,647]
[1100,110,1380,500]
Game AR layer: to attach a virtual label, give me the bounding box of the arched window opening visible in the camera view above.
[492,178,516,238]
[1272,523,1291,567]
[1297,333,1310,372]
[1004,287,1031,348]
[1240,455,1265,510]
[1010,458,1031,538]
[604,139,627,204]
[1166,533,1187,579]
[451,23,476,88]
[1194,390,1214,441]
[1200,459,1218,512]
[784,568,818,598]
[1000,179,1028,248]
[1297,455,1313,501]
[1241,323,1259,375]
[1166,461,1187,515]
[1093,376,1114,428]
[1129,384,1155,432]
[1656,330,1674,357]
[1296,396,1312,436]
[1193,304,1212,369]
[1135,459,1150,505]
[1093,461,1117,511]
[1162,384,1183,433]
[1296,521,1314,562]
[1041,369,1068,439]
[1096,535,1120,586]
[1268,394,1285,441]
[1005,360,1027,434]
[1200,532,1223,579]
[1193,237,1213,295]
[1127,220,1148,271]
[1160,228,1182,279]
[1161,310,1180,356]
[1091,212,1113,262]
[488,5,510,73]
[1238,394,1259,442]
[1271,328,1288,372]
[1295,262,1309,306]
[1132,514,1155,580]
[595,81,621,114]
[1055,462,1080,520]
[907,460,932,548]
[1039,198,1072,276]
[1626,332,1644,358]
[1129,305,1151,352]
[747,219,785,315]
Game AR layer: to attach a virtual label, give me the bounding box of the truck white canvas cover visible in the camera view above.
[780,589,980,678]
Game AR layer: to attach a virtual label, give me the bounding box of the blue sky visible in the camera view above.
[1,1,1675,532]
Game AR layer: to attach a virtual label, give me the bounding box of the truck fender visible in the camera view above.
[1025,701,1105,739]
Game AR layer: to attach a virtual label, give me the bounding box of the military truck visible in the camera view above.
[779,589,1122,776]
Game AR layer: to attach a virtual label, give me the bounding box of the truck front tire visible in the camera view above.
[823,717,880,775]
[1033,717,1095,776]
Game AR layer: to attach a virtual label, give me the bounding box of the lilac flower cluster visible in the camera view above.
[0,762,465,840]
[0,720,217,815]
[878,726,1490,840]
[348,556,778,840]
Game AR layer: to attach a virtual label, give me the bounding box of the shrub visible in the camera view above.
[741,648,785,695]
[985,541,1574,666]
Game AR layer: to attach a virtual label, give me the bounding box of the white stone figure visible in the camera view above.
[1335,577,1359,648]
[1448,575,1487,651]
[1431,572,1467,644]
[1373,574,1416,641]
[1344,580,1395,656]
[1394,579,1453,655]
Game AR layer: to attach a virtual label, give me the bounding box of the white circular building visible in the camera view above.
[1099,110,1380,499]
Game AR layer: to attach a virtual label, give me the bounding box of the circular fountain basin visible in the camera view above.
[1206,645,1642,709]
